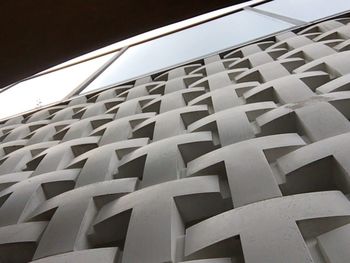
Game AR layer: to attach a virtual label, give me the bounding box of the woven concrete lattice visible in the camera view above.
[1,17,350,263]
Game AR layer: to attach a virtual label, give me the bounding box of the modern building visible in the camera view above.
[1,0,350,262]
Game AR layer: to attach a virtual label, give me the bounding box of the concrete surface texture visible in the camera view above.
[0,17,350,263]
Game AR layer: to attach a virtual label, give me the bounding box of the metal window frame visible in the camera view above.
[1,0,350,122]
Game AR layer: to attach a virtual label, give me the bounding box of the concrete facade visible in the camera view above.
[1,16,350,263]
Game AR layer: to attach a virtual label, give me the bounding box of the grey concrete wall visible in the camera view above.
[1,17,350,263]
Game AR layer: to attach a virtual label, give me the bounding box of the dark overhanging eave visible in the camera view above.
[0,0,249,88]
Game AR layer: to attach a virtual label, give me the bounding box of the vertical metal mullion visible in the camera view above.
[244,6,306,26]
[64,46,129,98]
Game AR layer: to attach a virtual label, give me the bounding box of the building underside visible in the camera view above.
[0,0,245,88]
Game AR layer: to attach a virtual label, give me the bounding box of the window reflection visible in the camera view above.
[256,0,350,22]
[84,9,293,92]
[0,53,115,120]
